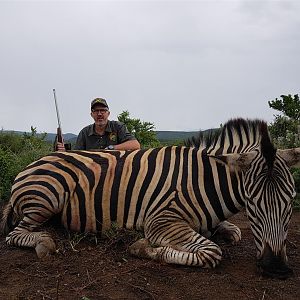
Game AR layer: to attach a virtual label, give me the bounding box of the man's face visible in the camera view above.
[91,104,110,127]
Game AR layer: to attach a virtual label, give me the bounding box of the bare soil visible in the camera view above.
[0,210,299,300]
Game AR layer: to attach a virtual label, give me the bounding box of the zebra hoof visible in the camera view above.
[35,239,56,258]
[224,230,242,245]
[214,221,242,245]
[129,238,151,258]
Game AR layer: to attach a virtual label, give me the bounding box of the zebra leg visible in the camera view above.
[6,217,56,258]
[129,215,222,268]
[212,220,242,245]
[129,236,222,268]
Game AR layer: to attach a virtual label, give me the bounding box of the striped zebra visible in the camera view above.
[0,118,297,278]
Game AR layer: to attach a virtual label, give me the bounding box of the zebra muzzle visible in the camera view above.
[257,243,293,280]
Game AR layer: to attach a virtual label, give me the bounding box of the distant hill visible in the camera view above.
[43,133,77,142]
[156,131,199,142]
[2,129,214,143]
[1,130,77,143]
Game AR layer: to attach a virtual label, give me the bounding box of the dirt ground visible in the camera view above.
[0,210,299,300]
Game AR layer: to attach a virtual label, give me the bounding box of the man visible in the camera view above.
[57,98,140,151]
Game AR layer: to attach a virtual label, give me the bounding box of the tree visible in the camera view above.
[268,94,300,148]
[117,111,160,148]
[268,94,300,121]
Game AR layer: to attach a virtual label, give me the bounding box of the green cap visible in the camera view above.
[91,98,109,109]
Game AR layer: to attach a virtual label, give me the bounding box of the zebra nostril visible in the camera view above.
[257,243,293,279]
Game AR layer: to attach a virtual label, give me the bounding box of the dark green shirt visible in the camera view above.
[74,121,136,150]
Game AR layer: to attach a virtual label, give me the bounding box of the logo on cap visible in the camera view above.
[91,98,109,109]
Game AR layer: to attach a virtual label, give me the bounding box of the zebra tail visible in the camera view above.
[0,203,14,235]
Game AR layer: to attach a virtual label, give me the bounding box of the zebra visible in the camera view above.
[0,118,297,279]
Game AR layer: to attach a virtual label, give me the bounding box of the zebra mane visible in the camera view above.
[186,118,276,167]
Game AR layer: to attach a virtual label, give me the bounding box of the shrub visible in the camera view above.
[0,128,51,202]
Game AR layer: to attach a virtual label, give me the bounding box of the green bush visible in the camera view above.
[0,149,16,202]
[0,128,52,202]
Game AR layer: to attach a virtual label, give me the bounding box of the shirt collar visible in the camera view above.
[105,121,113,133]
[88,121,112,136]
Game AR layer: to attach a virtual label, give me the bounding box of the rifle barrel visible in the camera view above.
[53,89,62,131]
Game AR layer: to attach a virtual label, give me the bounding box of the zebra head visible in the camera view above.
[213,128,298,279]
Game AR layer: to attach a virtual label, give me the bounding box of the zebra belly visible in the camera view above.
[61,192,147,235]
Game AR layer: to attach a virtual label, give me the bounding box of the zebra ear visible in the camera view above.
[210,151,257,172]
[277,148,300,168]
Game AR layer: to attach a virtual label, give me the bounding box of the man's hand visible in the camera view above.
[56,142,66,152]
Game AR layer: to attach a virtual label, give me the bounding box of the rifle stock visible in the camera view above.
[53,131,71,151]
[57,127,64,144]
[53,127,64,151]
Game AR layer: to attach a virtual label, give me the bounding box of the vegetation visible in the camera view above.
[0,127,51,202]
[268,94,300,210]
[118,111,160,148]
[268,94,300,148]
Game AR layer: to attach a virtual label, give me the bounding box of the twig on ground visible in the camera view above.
[36,290,53,300]
[122,280,157,300]
[56,274,60,300]
[287,239,298,249]
[15,268,46,278]
[71,278,99,295]
[261,290,266,300]
[86,268,92,284]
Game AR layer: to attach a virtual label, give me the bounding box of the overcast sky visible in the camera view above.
[0,0,299,134]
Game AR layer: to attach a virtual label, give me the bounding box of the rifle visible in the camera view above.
[53,89,71,151]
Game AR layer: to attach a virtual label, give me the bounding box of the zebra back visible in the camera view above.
[186,118,268,155]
